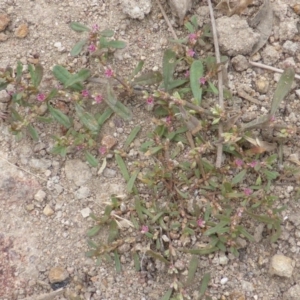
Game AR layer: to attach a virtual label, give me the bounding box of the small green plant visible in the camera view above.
[0,15,297,299]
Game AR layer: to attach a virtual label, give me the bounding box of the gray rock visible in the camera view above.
[283,284,300,300]
[269,254,294,278]
[75,186,90,200]
[241,280,254,292]
[261,45,280,65]
[65,159,92,187]
[282,41,299,55]
[121,0,152,20]
[29,158,52,171]
[103,168,117,178]
[0,90,10,102]
[279,19,298,41]
[231,55,249,71]
[168,0,193,25]
[216,15,260,56]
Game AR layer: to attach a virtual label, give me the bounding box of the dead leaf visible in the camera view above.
[229,0,253,16]
[244,136,276,155]
[249,0,273,55]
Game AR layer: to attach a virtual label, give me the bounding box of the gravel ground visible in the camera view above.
[1,0,300,299]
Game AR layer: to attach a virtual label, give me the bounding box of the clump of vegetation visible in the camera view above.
[0,15,296,300]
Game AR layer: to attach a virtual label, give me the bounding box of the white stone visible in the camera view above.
[80,207,91,218]
[269,254,294,278]
[34,190,46,202]
[220,277,228,285]
[121,0,152,20]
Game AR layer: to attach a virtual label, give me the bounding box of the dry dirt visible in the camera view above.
[1,0,300,300]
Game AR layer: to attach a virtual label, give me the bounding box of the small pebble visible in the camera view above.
[43,204,54,216]
[220,277,228,285]
[80,207,91,218]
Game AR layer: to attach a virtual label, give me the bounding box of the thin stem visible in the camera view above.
[207,0,224,168]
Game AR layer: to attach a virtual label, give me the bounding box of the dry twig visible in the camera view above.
[249,61,300,80]
[155,0,178,40]
[207,0,224,168]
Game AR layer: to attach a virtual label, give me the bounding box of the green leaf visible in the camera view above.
[114,250,121,273]
[70,39,87,56]
[87,239,98,249]
[199,273,211,298]
[236,225,254,242]
[204,221,229,236]
[124,126,141,150]
[168,79,188,90]
[16,61,23,83]
[146,249,170,265]
[190,60,204,105]
[100,29,114,37]
[115,154,130,181]
[271,68,295,116]
[97,107,114,126]
[106,83,132,121]
[85,151,98,167]
[87,225,101,237]
[184,21,195,33]
[127,169,140,193]
[27,124,39,141]
[65,69,91,87]
[48,104,72,128]
[46,88,58,101]
[232,169,247,185]
[69,22,90,32]
[180,246,218,255]
[162,49,177,92]
[134,197,144,222]
[160,289,173,300]
[185,255,199,286]
[144,145,163,156]
[133,251,141,271]
[28,64,43,88]
[50,145,67,157]
[108,220,119,243]
[85,250,97,257]
[208,81,218,95]
[132,71,163,86]
[52,65,83,91]
[75,103,99,133]
[130,60,144,80]
[107,40,126,49]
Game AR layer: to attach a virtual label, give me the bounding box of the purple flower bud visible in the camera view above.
[186,49,195,57]
[82,90,89,98]
[234,159,244,167]
[199,77,206,85]
[243,188,253,196]
[88,43,96,52]
[37,93,46,102]
[93,94,103,104]
[141,225,149,233]
[104,68,114,78]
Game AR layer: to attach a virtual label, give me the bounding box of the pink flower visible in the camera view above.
[37,93,46,102]
[104,68,114,78]
[199,77,206,85]
[234,159,244,167]
[248,161,258,168]
[141,225,149,234]
[166,115,172,125]
[186,49,195,57]
[93,94,103,104]
[88,43,96,52]
[243,188,253,196]
[185,70,190,78]
[146,97,154,105]
[197,219,205,228]
[99,146,107,155]
[82,90,89,97]
[189,33,197,44]
[92,24,99,33]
